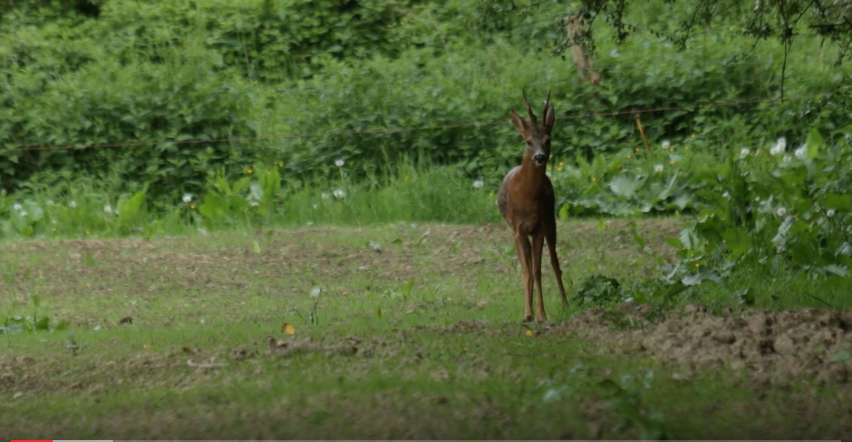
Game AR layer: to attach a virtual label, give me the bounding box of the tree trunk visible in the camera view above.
[564,13,600,86]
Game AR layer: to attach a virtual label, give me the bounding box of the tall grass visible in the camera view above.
[283,157,500,227]
[0,156,502,241]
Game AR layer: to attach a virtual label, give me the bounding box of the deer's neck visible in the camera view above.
[516,151,546,196]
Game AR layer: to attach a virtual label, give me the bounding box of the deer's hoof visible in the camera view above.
[521,315,534,324]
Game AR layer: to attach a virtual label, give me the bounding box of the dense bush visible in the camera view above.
[0,0,849,207]
[272,35,849,185]
[546,128,852,310]
[674,130,852,281]
[0,48,257,203]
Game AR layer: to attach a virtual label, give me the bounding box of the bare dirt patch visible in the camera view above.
[557,306,852,386]
[406,304,852,389]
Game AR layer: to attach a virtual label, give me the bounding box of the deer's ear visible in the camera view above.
[510,110,528,135]
[543,105,555,133]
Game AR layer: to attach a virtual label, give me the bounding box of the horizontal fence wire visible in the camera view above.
[7,93,825,153]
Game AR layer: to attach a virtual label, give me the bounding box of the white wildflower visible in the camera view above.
[104,205,113,215]
[783,154,791,162]
[333,188,346,199]
[794,146,805,158]
[250,201,259,207]
[661,140,670,150]
[321,192,330,200]
[20,210,27,217]
[739,148,750,159]
[654,164,664,173]
[473,179,484,189]
[770,137,786,155]
[312,204,318,210]
[69,200,77,208]
[722,191,731,200]
[827,210,835,218]
[13,203,21,211]
[775,207,787,217]
[335,158,345,167]
[182,193,192,203]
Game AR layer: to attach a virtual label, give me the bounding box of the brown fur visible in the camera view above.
[497,90,569,322]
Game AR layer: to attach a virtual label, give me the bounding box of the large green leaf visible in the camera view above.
[681,267,721,286]
[721,227,752,259]
[118,189,147,228]
[198,192,229,221]
[806,127,823,159]
[608,175,643,198]
[824,194,852,211]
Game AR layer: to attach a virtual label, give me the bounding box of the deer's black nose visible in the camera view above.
[533,154,546,165]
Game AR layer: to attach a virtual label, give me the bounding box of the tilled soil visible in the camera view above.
[557,305,852,386]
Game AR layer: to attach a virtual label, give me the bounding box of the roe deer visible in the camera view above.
[497,89,569,322]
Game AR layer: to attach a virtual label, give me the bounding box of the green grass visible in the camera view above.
[1,220,851,439]
[1,159,502,241]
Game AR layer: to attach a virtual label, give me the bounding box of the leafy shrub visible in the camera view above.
[0,39,257,200]
[551,128,852,310]
[670,129,852,282]
[572,274,623,308]
[266,40,575,180]
[100,0,418,81]
[549,136,716,217]
[0,0,849,210]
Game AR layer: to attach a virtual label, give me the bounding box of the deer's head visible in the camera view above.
[510,89,555,167]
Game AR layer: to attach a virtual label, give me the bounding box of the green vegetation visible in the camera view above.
[1,0,849,197]
[1,0,851,438]
[4,132,850,309]
[1,222,851,439]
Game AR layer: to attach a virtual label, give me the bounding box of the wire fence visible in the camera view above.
[7,93,825,153]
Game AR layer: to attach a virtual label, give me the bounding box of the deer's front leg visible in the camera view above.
[513,231,534,322]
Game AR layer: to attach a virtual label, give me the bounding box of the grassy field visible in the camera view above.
[2,219,851,439]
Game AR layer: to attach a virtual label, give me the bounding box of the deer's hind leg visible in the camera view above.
[532,232,546,321]
[545,222,569,309]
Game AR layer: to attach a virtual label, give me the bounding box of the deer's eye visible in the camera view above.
[525,140,532,147]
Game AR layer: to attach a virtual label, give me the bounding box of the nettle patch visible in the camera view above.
[674,129,852,282]
[561,129,852,309]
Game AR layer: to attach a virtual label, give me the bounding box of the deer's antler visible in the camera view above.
[542,88,552,115]
[521,89,537,125]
